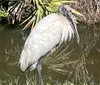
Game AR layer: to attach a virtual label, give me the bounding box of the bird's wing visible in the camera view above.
[20,13,64,71]
[20,13,76,72]
[26,14,75,58]
[58,15,74,45]
[40,15,75,57]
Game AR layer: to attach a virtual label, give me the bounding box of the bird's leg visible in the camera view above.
[37,59,42,85]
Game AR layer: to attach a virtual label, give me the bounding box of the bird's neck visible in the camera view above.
[68,15,76,29]
[67,14,79,43]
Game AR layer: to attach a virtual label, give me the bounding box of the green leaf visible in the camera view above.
[22,0,83,30]
[46,83,51,85]
[0,10,8,17]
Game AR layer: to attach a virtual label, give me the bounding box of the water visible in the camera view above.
[0,23,100,84]
[86,50,100,83]
[0,24,25,82]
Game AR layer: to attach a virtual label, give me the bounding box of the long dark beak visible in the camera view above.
[67,11,80,43]
[71,9,83,43]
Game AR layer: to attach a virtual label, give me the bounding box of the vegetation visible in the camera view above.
[0,76,94,85]
[0,0,100,85]
[0,0,83,29]
[0,0,100,25]
[6,0,79,30]
[0,9,8,18]
[70,0,100,24]
[21,0,77,30]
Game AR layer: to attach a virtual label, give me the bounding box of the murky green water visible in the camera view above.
[86,50,100,83]
[0,24,25,83]
[0,23,100,84]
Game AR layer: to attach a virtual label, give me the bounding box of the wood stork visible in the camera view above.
[19,3,83,85]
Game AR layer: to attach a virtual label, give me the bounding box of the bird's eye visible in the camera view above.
[68,9,71,13]
[69,10,72,12]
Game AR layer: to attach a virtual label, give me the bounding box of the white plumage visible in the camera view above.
[19,13,74,71]
[19,4,82,85]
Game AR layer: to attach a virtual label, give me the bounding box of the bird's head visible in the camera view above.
[59,3,83,18]
[59,3,83,43]
[59,4,71,17]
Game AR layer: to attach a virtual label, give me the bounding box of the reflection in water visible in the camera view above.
[0,23,100,84]
[86,50,100,83]
[0,24,25,83]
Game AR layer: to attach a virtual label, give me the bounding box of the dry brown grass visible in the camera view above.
[70,0,100,24]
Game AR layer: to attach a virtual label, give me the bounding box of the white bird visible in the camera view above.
[19,3,83,85]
